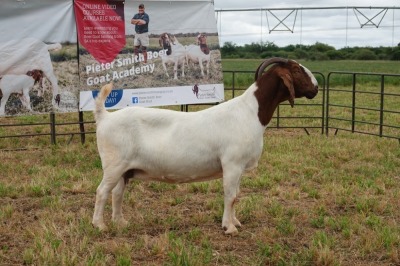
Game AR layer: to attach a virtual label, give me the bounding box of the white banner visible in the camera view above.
[0,0,223,116]
[80,83,224,111]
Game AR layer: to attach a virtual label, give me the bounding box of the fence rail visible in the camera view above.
[0,70,399,149]
[326,71,400,141]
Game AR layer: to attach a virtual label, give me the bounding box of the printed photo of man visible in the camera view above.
[131,3,149,63]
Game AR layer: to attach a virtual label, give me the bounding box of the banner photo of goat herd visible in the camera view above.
[0,0,223,116]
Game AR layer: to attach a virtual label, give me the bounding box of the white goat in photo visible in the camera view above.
[0,38,61,105]
[185,44,211,77]
[92,58,319,235]
[159,33,186,79]
[0,70,43,115]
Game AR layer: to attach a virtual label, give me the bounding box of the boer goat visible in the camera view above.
[186,44,211,77]
[92,58,318,234]
[0,70,44,115]
[159,33,186,79]
[0,38,61,106]
[186,33,211,77]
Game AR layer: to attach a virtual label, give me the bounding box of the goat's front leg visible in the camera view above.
[112,178,128,227]
[206,59,210,77]
[20,88,32,111]
[162,61,170,78]
[0,94,10,115]
[173,61,178,79]
[199,59,205,77]
[222,165,243,235]
[181,60,185,78]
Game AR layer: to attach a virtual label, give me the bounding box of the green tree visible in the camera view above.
[352,49,378,60]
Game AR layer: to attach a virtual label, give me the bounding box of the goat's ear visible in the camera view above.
[279,73,295,107]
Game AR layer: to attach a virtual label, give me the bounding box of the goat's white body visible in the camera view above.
[97,86,263,182]
[160,38,186,79]
[92,59,319,234]
[94,84,264,234]
[0,74,35,115]
[0,38,61,103]
[185,44,211,77]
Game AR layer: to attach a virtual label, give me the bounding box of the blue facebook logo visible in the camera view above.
[132,97,139,104]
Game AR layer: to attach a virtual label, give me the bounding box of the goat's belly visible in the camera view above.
[129,156,222,184]
[134,171,223,184]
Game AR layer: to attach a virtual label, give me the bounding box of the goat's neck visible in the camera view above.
[253,73,289,127]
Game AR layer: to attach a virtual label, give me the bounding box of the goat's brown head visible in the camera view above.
[159,33,173,55]
[255,57,318,107]
[27,69,44,84]
[254,57,318,126]
[197,34,207,45]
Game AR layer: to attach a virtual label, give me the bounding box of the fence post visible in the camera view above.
[79,111,86,144]
[276,105,280,128]
[50,112,56,145]
[232,72,236,98]
[320,73,326,135]
[326,73,331,136]
[379,75,385,137]
[351,73,356,133]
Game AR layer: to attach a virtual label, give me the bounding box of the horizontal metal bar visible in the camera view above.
[215,6,400,12]
[0,122,50,127]
[329,127,399,140]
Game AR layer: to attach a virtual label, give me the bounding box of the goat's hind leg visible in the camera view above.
[92,170,123,230]
[221,164,243,235]
[112,177,128,227]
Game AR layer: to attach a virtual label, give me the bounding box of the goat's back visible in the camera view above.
[0,74,35,91]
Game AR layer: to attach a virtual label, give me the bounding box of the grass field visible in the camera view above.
[0,60,399,265]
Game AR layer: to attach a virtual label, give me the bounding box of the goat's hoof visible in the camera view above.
[92,222,107,231]
[113,218,129,227]
[233,218,242,228]
[223,224,238,235]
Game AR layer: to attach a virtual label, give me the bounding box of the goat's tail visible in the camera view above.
[94,83,113,121]
[47,43,62,51]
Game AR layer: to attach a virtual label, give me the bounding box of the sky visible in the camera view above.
[0,0,398,49]
[213,0,400,48]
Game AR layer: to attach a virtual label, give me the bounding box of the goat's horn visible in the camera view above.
[255,57,289,81]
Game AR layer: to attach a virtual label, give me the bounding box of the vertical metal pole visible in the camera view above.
[351,74,356,133]
[392,8,395,48]
[79,111,86,144]
[320,73,325,135]
[345,7,349,47]
[276,105,280,128]
[300,9,302,45]
[326,72,331,136]
[50,112,56,145]
[232,72,235,98]
[260,8,263,44]
[379,75,385,137]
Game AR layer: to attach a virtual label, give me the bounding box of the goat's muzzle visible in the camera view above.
[305,85,318,99]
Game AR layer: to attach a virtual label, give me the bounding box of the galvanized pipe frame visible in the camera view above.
[326,71,400,141]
